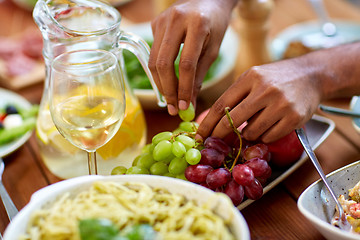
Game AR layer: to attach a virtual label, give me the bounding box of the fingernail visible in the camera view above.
[195,134,203,141]
[179,100,188,110]
[167,104,177,115]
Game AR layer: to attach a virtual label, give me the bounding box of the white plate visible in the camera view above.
[350,96,360,133]
[270,20,360,61]
[0,88,33,157]
[238,114,335,210]
[298,160,360,240]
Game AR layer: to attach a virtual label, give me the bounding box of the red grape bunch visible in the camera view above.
[185,134,272,205]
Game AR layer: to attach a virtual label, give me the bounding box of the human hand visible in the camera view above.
[149,0,238,115]
[196,60,323,143]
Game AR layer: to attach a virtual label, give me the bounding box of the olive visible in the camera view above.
[5,105,18,114]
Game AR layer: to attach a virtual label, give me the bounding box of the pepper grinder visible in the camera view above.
[234,0,274,77]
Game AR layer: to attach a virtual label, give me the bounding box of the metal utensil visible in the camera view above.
[307,0,342,47]
[309,0,337,37]
[296,128,352,232]
[319,104,360,118]
[0,158,18,221]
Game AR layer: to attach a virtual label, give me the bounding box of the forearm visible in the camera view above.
[295,42,360,100]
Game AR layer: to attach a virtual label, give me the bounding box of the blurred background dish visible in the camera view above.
[270,20,360,61]
[122,22,239,110]
[298,160,360,240]
[350,96,360,133]
[0,88,33,157]
[3,174,250,240]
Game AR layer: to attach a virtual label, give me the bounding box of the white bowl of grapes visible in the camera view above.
[122,22,239,110]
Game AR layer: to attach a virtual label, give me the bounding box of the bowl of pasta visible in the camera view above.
[4,174,250,240]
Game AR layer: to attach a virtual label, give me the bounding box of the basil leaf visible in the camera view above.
[79,219,119,240]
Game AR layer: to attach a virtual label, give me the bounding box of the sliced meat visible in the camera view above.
[5,51,37,76]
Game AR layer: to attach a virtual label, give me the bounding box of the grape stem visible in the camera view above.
[224,107,243,171]
[170,131,203,148]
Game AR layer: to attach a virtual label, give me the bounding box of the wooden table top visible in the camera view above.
[1,0,360,239]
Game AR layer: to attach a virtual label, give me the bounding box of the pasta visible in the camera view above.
[20,181,235,240]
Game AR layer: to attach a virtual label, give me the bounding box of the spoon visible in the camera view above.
[319,104,360,118]
[295,128,352,232]
[0,157,18,221]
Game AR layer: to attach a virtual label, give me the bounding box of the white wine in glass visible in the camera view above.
[49,49,126,175]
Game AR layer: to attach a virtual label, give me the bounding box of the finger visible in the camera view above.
[240,105,281,141]
[177,24,210,110]
[257,118,295,143]
[191,46,220,105]
[210,98,265,139]
[196,79,251,139]
[207,81,269,139]
[149,20,166,94]
[259,112,310,143]
[156,25,185,115]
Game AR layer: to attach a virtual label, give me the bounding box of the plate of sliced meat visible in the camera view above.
[0,28,45,90]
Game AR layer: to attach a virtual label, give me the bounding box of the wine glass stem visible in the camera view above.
[87,151,98,175]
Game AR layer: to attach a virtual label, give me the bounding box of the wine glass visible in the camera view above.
[49,49,126,175]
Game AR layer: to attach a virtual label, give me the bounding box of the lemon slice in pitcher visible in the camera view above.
[36,108,79,154]
[97,94,146,160]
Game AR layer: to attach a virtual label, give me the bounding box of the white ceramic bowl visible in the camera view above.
[298,160,360,240]
[122,22,239,110]
[4,175,250,240]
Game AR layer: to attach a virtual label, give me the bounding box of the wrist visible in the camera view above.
[303,43,360,100]
[293,49,339,101]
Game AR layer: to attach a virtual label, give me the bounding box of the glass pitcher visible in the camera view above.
[33,0,166,179]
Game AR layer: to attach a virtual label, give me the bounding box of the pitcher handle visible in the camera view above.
[118,31,167,108]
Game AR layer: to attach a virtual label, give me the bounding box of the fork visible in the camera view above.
[0,157,18,221]
[296,128,352,232]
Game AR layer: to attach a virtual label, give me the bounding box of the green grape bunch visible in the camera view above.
[111,103,202,180]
